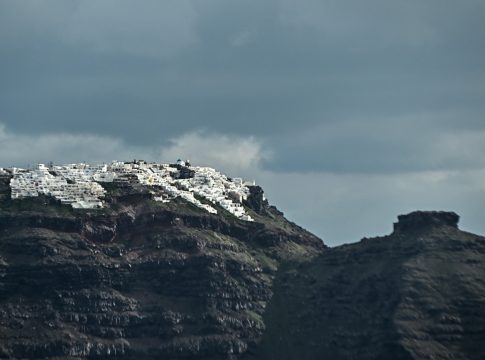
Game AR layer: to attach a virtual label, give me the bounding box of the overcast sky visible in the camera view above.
[1,0,485,246]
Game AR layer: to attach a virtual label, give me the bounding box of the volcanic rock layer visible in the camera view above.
[0,177,324,359]
[250,211,485,360]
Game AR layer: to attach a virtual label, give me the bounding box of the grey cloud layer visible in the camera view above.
[1,0,485,244]
[2,0,483,169]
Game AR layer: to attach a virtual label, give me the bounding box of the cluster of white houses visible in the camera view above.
[9,164,106,209]
[2,160,255,221]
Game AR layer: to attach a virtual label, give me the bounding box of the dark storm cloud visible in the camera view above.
[1,0,484,170]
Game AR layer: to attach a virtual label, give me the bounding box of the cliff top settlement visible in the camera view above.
[0,160,255,221]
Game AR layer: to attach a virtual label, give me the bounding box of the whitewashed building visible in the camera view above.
[6,160,255,221]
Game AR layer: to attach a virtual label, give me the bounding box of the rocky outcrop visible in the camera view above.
[250,211,485,360]
[0,177,324,359]
[393,211,459,233]
[244,186,267,214]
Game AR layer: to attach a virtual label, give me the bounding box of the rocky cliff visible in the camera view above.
[250,211,485,360]
[0,176,324,359]
[3,170,485,360]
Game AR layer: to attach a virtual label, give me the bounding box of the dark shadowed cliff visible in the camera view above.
[0,176,324,359]
[249,211,485,360]
[2,170,485,360]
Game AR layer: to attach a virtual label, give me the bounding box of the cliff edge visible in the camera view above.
[250,211,485,360]
[0,173,324,359]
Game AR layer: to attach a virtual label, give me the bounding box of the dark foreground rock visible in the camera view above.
[0,178,324,359]
[248,211,485,360]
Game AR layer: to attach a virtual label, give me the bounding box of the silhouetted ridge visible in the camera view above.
[250,211,485,360]
[393,210,459,233]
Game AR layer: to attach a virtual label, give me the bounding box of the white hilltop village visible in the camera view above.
[0,159,257,222]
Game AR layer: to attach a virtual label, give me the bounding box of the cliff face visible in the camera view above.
[251,211,485,360]
[0,177,324,359]
[3,170,485,360]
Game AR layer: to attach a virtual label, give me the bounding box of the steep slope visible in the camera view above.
[251,211,485,360]
[0,176,324,359]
